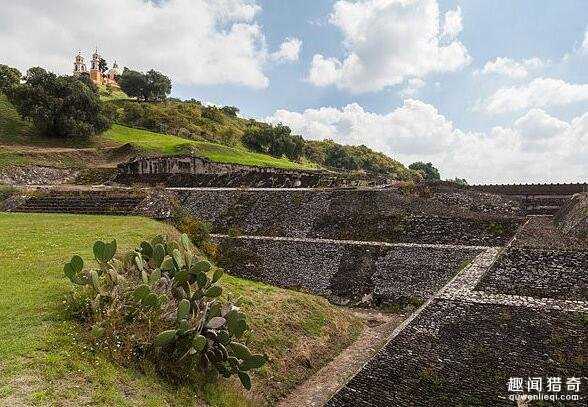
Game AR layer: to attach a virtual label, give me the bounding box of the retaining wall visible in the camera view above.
[115,156,389,188]
[214,235,481,306]
[178,188,521,246]
[328,299,587,406]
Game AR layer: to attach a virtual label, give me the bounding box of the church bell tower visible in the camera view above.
[89,48,102,84]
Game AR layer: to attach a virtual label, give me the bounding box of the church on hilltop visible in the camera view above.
[73,49,121,87]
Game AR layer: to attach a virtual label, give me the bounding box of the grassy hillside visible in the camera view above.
[104,124,318,170]
[1,92,414,178]
[0,96,317,171]
[98,84,133,102]
[0,213,363,406]
[107,99,416,179]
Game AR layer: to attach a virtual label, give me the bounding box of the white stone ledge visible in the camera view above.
[211,233,492,251]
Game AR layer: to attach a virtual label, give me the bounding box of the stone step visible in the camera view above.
[11,193,144,216]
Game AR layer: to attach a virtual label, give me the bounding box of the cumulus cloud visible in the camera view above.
[399,78,426,97]
[442,6,463,40]
[267,101,587,183]
[0,0,296,89]
[270,37,302,62]
[306,0,471,93]
[477,57,545,79]
[477,77,588,114]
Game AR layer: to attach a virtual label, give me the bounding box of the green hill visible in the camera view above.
[104,124,318,170]
[1,92,415,178]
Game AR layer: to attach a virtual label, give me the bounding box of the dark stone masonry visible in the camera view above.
[115,155,389,188]
[328,300,587,407]
[215,236,481,306]
[177,188,521,246]
[478,247,588,301]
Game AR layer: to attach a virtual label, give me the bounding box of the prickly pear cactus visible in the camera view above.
[63,233,266,389]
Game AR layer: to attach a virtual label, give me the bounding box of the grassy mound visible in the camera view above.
[104,124,317,170]
[0,213,363,406]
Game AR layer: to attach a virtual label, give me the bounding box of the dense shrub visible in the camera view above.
[63,233,266,388]
[243,124,304,160]
[0,64,21,96]
[8,67,110,139]
[306,140,416,180]
[409,161,441,181]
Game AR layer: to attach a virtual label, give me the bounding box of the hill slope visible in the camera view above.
[103,124,318,169]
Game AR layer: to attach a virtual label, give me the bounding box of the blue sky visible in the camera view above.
[173,0,588,128]
[1,0,586,183]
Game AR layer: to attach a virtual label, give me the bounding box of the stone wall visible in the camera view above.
[214,235,481,307]
[115,156,388,188]
[177,188,522,246]
[328,300,587,406]
[477,247,588,301]
[555,193,588,240]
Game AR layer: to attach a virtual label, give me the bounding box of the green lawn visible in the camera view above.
[103,124,318,170]
[0,213,362,406]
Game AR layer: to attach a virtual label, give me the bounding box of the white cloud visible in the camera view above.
[308,55,343,86]
[267,101,587,183]
[307,0,471,93]
[513,109,569,140]
[0,0,297,89]
[270,37,302,62]
[399,78,426,97]
[583,28,588,51]
[477,57,545,79]
[442,6,463,40]
[477,77,588,114]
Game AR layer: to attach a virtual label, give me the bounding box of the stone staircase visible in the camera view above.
[10,192,144,216]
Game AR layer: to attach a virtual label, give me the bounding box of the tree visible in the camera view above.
[450,177,468,186]
[409,161,441,181]
[145,69,171,101]
[9,67,110,139]
[76,72,98,93]
[0,64,21,96]
[118,68,171,102]
[221,106,239,117]
[98,58,108,73]
[243,124,304,160]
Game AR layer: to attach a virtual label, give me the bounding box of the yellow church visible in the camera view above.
[73,49,121,87]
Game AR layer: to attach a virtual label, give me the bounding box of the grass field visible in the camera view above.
[103,124,317,170]
[0,213,362,406]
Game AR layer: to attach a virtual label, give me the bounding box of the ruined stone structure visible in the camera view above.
[115,156,362,188]
[215,234,482,307]
[175,188,522,246]
[470,182,588,215]
[3,180,586,405]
